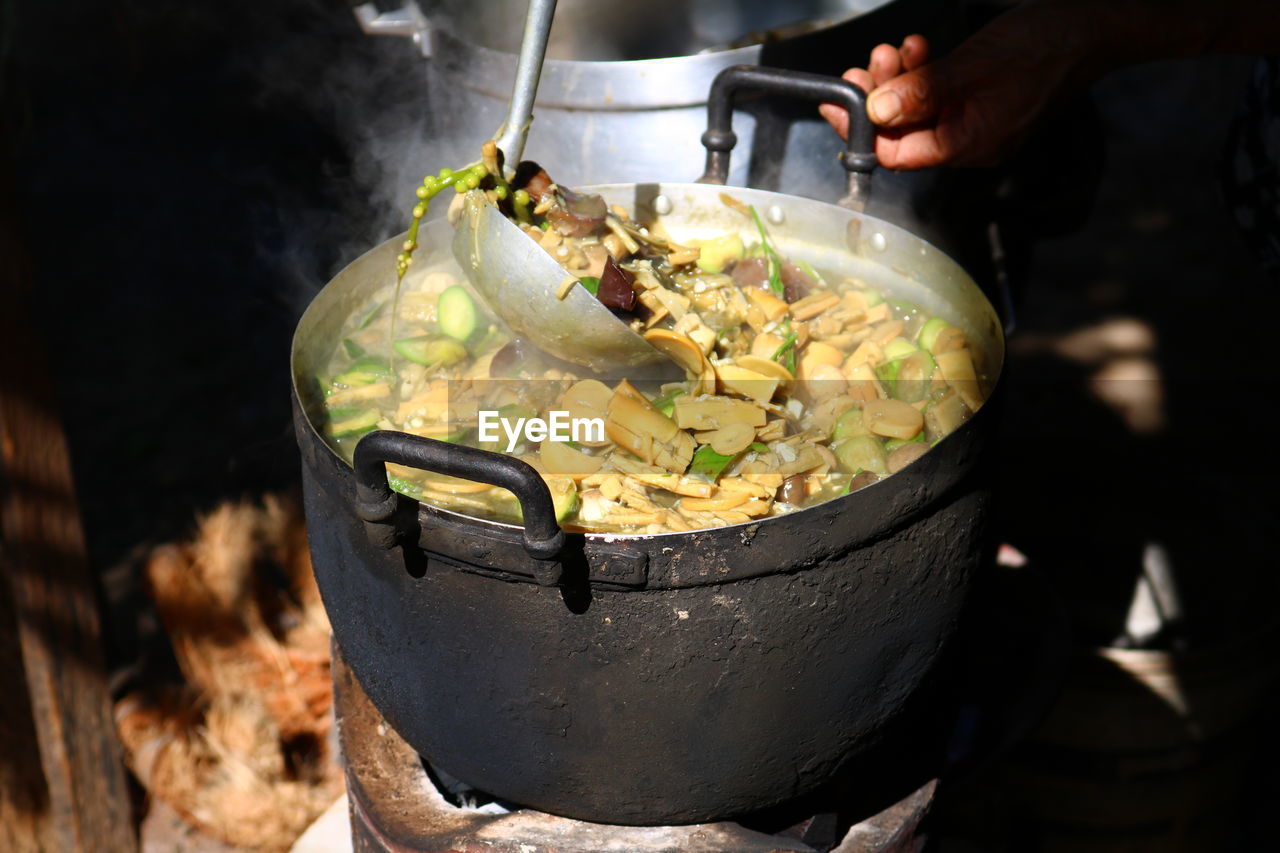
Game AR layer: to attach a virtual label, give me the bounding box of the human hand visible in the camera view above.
[820,7,1097,169]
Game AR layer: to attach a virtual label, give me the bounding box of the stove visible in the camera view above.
[333,643,934,853]
[330,563,1066,853]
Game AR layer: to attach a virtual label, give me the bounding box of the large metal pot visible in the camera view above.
[355,0,946,202]
[291,67,1004,824]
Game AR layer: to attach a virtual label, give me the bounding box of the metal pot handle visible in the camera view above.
[351,2,432,58]
[352,430,566,567]
[698,65,877,211]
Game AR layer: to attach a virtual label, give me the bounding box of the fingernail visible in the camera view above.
[868,90,902,124]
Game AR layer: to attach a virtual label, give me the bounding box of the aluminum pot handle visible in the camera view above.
[352,430,566,571]
[351,2,432,58]
[698,65,876,210]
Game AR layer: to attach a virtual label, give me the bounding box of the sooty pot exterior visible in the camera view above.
[291,183,1003,824]
[293,388,993,825]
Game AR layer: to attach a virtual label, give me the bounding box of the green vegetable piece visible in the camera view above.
[749,442,769,454]
[512,188,532,224]
[862,288,883,307]
[772,331,799,374]
[387,474,425,501]
[333,370,381,386]
[546,478,579,522]
[394,335,468,367]
[348,355,394,376]
[331,409,380,438]
[831,407,871,441]
[832,435,889,476]
[579,276,600,296]
[357,302,385,330]
[650,388,686,417]
[437,285,479,342]
[426,428,470,444]
[342,338,365,359]
[696,232,745,273]
[748,206,785,295]
[875,360,900,384]
[918,317,952,354]
[886,349,936,403]
[882,338,919,361]
[689,445,738,481]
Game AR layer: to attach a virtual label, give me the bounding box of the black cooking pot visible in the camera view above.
[291,68,1005,824]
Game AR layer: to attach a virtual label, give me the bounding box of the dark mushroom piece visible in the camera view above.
[777,473,807,505]
[596,257,638,313]
[547,187,608,237]
[888,442,930,474]
[780,262,816,303]
[729,257,769,290]
[846,470,880,494]
[512,160,554,203]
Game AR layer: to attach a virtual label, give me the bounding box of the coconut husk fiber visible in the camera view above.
[115,493,341,852]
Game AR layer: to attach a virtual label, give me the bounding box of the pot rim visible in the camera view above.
[292,182,1005,545]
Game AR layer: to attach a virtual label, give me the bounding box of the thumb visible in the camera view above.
[866,67,948,128]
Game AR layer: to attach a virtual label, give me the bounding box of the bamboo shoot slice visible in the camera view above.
[745,288,789,322]
[863,398,924,440]
[540,438,605,476]
[672,396,768,431]
[715,362,780,404]
[936,348,984,411]
[645,328,715,395]
[560,379,614,446]
[707,421,756,456]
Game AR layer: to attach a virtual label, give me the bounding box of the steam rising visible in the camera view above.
[224,1,454,314]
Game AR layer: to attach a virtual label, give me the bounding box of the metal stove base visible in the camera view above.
[333,644,933,853]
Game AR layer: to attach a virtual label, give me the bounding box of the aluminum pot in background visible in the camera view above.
[352,0,947,202]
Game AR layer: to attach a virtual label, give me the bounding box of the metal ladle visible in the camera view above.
[450,0,664,373]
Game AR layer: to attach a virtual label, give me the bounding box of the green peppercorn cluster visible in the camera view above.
[395,162,492,279]
[395,149,545,282]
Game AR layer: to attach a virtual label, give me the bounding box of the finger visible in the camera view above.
[899,34,929,71]
[841,67,876,96]
[820,68,871,138]
[820,67,877,137]
[817,102,848,140]
[876,128,954,171]
[868,43,903,88]
[866,67,948,128]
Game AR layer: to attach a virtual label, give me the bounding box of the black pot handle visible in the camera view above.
[353,430,566,568]
[698,65,876,210]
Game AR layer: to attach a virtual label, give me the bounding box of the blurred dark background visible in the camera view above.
[3,0,1280,849]
[3,0,427,567]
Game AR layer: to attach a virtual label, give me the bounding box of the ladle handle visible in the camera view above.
[699,65,876,210]
[353,430,566,575]
[492,0,558,171]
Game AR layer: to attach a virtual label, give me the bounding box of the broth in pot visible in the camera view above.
[311,177,994,535]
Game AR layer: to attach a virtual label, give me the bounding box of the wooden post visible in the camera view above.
[0,143,138,851]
